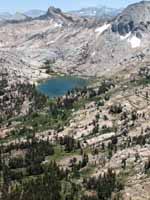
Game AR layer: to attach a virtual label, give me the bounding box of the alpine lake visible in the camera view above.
[37,76,88,98]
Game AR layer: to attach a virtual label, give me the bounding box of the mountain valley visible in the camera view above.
[1,1,150,200]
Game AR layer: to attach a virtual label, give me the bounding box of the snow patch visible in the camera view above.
[128,36,141,48]
[91,51,96,57]
[47,41,55,45]
[95,23,110,36]
[120,32,131,40]
[54,23,62,28]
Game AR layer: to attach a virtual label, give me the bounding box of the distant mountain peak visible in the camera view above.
[47,6,62,16]
[69,6,122,19]
[24,9,46,18]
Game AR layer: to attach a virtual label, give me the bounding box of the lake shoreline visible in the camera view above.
[37,76,89,98]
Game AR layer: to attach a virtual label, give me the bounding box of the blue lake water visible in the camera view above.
[37,76,88,98]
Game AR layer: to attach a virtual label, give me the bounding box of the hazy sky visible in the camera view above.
[0,0,146,13]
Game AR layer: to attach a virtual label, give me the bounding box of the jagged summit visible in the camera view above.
[36,6,76,26]
[2,1,150,80]
[46,6,62,16]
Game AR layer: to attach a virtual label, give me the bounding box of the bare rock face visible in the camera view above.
[1,1,150,81]
[39,6,66,21]
[38,6,78,26]
[47,7,62,16]
[112,1,150,36]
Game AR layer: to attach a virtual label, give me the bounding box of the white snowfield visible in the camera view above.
[54,22,62,28]
[120,33,141,48]
[95,23,111,36]
[120,32,131,40]
[128,36,141,48]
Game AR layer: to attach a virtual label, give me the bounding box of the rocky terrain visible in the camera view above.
[1,1,150,200]
[1,63,150,199]
[0,6,95,82]
[1,1,150,81]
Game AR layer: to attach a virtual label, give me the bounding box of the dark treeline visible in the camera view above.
[0,77,120,200]
[54,79,115,110]
[1,161,67,200]
[82,168,124,200]
[0,72,47,125]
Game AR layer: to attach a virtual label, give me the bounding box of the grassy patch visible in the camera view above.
[46,145,81,162]
[80,165,95,178]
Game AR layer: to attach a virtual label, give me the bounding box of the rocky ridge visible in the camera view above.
[1,2,150,200]
[1,2,150,81]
